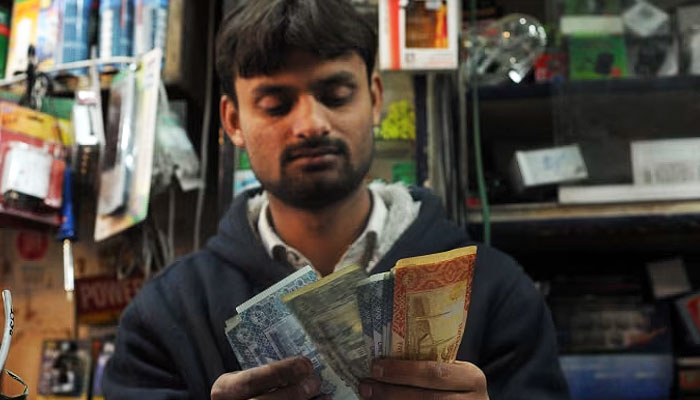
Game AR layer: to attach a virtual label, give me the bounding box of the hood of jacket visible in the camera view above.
[206,186,470,288]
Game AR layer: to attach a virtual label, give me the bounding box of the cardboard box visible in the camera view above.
[631,138,700,185]
[379,0,459,70]
[511,145,588,188]
[560,16,624,36]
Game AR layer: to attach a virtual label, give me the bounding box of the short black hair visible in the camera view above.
[215,0,377,103]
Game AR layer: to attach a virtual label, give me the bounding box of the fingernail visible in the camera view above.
[302,377,320,396]
[359,383,373,398]
[372,364,383,378]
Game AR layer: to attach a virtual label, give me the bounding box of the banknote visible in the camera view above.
[236,265,318,315]
[225,314,240,333]
[357,273,390,358]
[391,246,477,362]
[381,272,394,357]
[224,315,256,369]
[228,308,357,399]
[355,278,378,359]
[283,265,371,388]
[225,266,357,399]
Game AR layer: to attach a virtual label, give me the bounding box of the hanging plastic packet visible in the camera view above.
[97,66,137,216]
[0,102,66,226]
[152,83,202,194]
[73,88,104,186]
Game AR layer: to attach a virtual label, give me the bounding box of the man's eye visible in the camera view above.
[320,85,354,108]
[258,96,292,116]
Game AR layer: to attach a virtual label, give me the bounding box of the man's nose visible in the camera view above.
[290,94,330,139]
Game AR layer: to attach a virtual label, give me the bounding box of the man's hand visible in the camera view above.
[211,356,323,400]
[358,359,489,400]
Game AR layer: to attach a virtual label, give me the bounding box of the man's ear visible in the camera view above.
[220,95,245,147]
[370,72,384,126]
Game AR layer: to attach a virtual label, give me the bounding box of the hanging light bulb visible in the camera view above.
[463,14,547,85]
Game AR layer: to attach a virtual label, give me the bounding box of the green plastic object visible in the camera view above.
[391,162,416,186]
[237,151,252,170]
[0,91,75,120]
[0,7,8,80]
[568,35,628,80]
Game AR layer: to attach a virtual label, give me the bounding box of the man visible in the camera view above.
[103,1,570,399]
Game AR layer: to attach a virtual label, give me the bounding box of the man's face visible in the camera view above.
[221,52,383,210]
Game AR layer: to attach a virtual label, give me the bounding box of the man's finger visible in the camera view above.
[255,375,322,400]
[358,381,485,400]
[369,359,487,392]
[211,357,313,399]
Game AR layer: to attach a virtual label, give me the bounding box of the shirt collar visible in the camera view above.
[257,188,388,271]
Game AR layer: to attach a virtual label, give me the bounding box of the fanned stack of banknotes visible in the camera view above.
[225,246,477,400]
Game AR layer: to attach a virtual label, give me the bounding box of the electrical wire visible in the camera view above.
[0,290,13,373]
[193,0,217,250]
[168,184,176,262]
[469,0,491,245]
[457,58,470,227]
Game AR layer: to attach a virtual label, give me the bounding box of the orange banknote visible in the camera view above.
[391,246,477,362]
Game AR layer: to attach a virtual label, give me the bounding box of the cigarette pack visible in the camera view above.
[379,0,459,71]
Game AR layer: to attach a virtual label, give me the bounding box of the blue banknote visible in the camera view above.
[357,273,390,358]
[236,265,319,315]
[225,266,357,399]
[356,279,376,359]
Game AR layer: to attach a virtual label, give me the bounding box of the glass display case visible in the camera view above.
[464,0,700,229]
[460,3,700,397]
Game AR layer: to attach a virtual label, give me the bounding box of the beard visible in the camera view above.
[260,136,373,210]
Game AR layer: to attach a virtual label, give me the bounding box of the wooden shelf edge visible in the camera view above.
[467,200,700,223]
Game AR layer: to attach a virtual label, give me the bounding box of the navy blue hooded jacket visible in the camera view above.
[102,187,570,399]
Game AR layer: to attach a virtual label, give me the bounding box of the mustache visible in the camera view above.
[281,137,350,165]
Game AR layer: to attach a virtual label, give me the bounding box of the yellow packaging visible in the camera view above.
[0,101,61,142]
[6,0,39,77]
[58,118,74,145]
